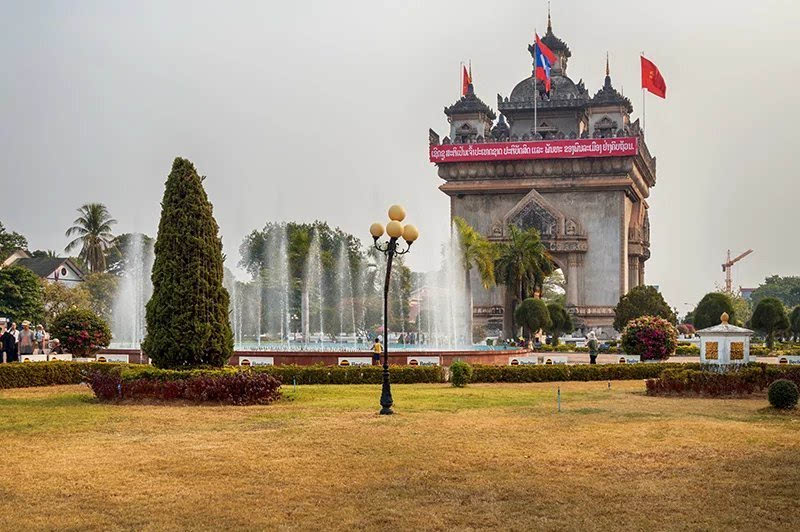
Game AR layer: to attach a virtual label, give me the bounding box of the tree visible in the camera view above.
[50,307,111,356]
[514,298,551,341]
[453,217,496,342]
[621,316,677,361]
[692,292,736,330]
[142,157,233,368]
[65,203,117,273]
[728,291,752,327]
[790,306,800,343]
[546,302,573,345]
[0,265,44,324]
[0,221,28,262]
[613,285,676,331]
[751,297,790,349]
[31,249,58,259]
[495,225,553,336]
[750,275,800,308]
[41,279,92,327]
[83,272,118,321]
[542,269,566,306]
[106,233,155,275]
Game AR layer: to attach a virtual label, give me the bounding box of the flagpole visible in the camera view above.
[640,52,645,135]
[534,33,538,137]
[459,61,463,98]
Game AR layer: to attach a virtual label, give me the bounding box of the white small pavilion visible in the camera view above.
[696,312,754,364]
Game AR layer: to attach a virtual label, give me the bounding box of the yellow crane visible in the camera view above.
[722,249,754,293]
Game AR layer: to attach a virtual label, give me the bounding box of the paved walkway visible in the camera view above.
[542,353,778,364]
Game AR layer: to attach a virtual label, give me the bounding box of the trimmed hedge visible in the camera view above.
[450,361,472,387]
[469,362,702,383]
[252,364,445,385]
[0,361,130,389]
[768,379,799,409]
[88,367,281,405]
[646,364,800,397]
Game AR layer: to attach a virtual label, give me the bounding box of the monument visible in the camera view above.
[429,18,657,337]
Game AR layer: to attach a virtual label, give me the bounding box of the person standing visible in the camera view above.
[371,337,383,366]
[18,321,35,357]
[35,324,46,354]
[587,331,599,365]
[2,323,18,363]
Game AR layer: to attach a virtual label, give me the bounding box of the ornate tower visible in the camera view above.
[429,21,657,337]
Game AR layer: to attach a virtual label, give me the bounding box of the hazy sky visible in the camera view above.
[2,0,799,315]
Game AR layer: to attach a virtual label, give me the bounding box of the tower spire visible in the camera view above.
[547,1,552,32]
[606,52,610,77]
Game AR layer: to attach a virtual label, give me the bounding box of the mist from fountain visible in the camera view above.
[335,241,357,342]
[111,233,153,348]
[304,230,325,344]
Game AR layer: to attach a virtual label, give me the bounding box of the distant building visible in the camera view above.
[740,287,756,301]
[2,250,86,284]
[429,15,656,336]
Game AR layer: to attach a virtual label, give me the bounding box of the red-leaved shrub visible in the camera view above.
[621,316,678,361]
[87,369,281,405]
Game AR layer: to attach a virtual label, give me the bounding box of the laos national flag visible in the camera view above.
[534,33,555,93]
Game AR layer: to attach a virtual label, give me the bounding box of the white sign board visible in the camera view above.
[48,354,73,362]
[509,356,538,365]
[239,356,274,366]
[20,354,48,362]
[778,356,800,365]
[617,355,641,364]
[541,355,568,365]
[407,356,439,366]
[96,354,129,363]
[338,357,372,367]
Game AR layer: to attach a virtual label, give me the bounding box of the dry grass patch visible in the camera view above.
[1,381,799,531]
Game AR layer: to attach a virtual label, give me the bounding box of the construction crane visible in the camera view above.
[722,249,753,293]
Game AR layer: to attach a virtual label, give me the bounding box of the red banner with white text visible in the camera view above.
[429,137,638,163]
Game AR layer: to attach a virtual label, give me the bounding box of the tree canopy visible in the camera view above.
[692,292,737,330]
[143,157,233,368]
[751,297,789,349]
[790,306,800,342]
[514,298,551,341]
[750,275,800,308]
[64,203,117,273]
[613,285,676,331]
[0,265,44,325]
[546,302,573,345]
[0,221,28,262]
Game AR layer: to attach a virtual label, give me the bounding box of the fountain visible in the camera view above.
[111,233,153,348]
[335,241,357,343]
[303,230,325,345]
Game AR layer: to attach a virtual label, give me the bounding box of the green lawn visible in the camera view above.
[1,381,799,530]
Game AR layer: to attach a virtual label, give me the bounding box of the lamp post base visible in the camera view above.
[379,364,394,415]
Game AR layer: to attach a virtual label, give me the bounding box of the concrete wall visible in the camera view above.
[541,189,624,306]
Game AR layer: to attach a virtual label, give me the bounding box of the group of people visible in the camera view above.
[1,321,59,363]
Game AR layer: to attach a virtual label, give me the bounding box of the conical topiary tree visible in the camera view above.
[142,157,233,368]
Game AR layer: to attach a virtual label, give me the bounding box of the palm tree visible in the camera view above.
[495,225,554,337]
[453,217,497,343]
[64,203,117,273]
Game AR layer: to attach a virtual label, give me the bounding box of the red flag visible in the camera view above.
[641,56,666,98]
[461,65,471,96]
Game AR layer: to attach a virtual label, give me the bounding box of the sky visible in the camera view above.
[1,0,799,316]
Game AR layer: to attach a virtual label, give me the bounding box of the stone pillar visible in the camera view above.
[628,256,640,291]
[567,254,580,306]
[639,260,646,286]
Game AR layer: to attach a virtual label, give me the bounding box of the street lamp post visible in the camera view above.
[370,205,419,415]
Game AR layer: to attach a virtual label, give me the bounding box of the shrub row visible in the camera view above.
[469,362,702,383]
[0,361,129,389]
[645,364,800,397]
[674,344,700,356]
[252,364,446,385]
[88,368,281,405]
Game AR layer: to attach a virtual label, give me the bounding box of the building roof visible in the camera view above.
[540,15,571,58]
[696,313,753,336]
[590,61,633,113]
[12,256,85,280]
[444,83,496,120]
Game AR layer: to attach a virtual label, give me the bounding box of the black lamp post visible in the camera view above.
[370,205,419,415]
